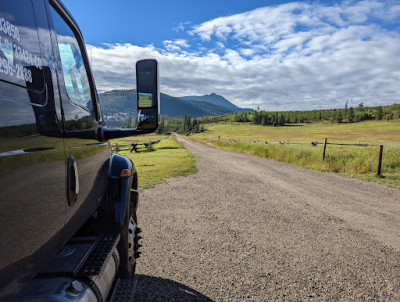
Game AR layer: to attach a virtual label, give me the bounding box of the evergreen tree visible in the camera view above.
[273,113,279,126]
[255,111,264,125]
[337,110,343,123]
[348,107,355,123]
[261,116,266,126]
[187,116,192,133]
[262,114,269,126]
[253,110,260,124]
[377,106,383,120]
[279,114,286,126]
[182,114,188,132]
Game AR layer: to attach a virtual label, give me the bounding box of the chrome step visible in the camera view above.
[79,233,120,277]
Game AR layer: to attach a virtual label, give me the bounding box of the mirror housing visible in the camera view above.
[136,59,159,130]
[67,59,160,141]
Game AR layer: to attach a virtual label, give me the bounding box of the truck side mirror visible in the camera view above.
[68,59,160,141]
[136,59,159,130]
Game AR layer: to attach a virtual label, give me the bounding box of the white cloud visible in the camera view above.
[215,41,225,49]
[173,21,191,32]
[162,39,190,53]
[239,48,256,57]
[88,0,400,110]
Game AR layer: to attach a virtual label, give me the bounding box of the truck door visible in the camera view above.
[0,0,66,297]
[48,2,110,238]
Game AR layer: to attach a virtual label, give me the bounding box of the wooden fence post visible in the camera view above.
[322,138,327,161]
[377,145,384,176]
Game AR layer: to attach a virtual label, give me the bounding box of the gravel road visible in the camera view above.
[133,134,400,301]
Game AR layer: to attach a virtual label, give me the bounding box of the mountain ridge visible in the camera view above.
[98,89,251,126]
[180,93,252,112]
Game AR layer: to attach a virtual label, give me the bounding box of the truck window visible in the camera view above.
[50,6,93,114]
[0,0,45,94]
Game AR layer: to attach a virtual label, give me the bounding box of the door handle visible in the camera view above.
[67,156,79,206]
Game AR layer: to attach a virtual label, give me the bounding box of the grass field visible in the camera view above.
[190,120,400,188]
[110,134,197,189]
[192,119,400,144]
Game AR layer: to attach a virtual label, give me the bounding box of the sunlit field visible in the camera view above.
[192,120,400,144]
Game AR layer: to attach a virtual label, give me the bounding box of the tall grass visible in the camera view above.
[191,121,400,188]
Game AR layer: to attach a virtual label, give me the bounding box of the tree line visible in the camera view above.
[231,102,399,126]
[211,103,399,126]
[156,114,206,135]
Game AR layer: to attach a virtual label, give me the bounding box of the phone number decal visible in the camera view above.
[0,57,33,83]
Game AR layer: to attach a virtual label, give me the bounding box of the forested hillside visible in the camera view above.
[159,103,400,135]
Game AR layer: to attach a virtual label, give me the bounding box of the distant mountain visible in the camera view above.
[98,90,241,126]
[180,93,251,112]
[161,93,234,118]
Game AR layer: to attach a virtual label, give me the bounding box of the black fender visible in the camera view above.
[107,153,137,230]
[107,153,139,277]
[108,153,135,179]
[88,153,137,233]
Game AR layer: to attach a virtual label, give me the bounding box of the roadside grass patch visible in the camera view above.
[111,135,197,189]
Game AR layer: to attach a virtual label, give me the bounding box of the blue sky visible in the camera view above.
[63,0,298,47]
[62,0,400,110]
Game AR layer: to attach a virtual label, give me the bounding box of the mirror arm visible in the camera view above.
[62,127,154,141]
[64,129,98,140]
[100,127,155,141]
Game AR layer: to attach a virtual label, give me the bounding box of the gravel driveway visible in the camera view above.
[133,134,400,301]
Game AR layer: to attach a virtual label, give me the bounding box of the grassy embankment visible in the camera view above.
[110,134,197,189]
[189,120,400,188]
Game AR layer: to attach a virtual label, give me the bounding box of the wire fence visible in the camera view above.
[203,136,381,147]
[203,136,385,175]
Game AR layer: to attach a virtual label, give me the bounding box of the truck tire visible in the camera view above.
[118,200,138,278]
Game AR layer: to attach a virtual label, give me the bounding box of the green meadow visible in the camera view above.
[191,119,400,144]
[110,134,197,189]
[190,120,400,188]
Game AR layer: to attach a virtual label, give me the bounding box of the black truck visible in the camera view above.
[0,1,159,301]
